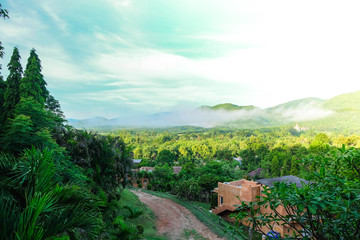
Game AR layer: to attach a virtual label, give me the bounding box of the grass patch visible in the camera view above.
[140,190,262,240]
[118,189,167,240]
[183,229,207,240]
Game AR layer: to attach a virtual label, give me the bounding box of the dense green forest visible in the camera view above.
[109,127,359,199]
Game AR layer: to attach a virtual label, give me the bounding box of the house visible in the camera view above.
[133,166,182,188]
[212,175,309,236]
[132,167,154,189]
[132,159,142,167]
[173,166,182,175]
[139,167,155,172]
[233,157,242,166]
[248,168,264,178]
[294,123,309,132]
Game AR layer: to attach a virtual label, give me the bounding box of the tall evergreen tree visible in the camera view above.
[46,94,65,123]
[20,49,48,105]
[290,156,299,175]
[281,158,289,176]
[0,43,4,74]
[271,155,280,177]
[2,49,63,154]
[2,47,23,123]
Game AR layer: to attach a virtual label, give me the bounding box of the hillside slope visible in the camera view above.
[69,90,360,131]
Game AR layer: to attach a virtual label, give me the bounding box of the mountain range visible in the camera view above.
[68,90,360,131]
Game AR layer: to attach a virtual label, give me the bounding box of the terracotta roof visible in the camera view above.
[248,168,264,177]
[173,166,182,174]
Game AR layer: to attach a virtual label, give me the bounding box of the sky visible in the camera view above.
[1,0,360,119]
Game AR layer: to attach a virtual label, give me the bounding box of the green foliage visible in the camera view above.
[152,164,174,191]
[233,147,360,239]
[0,5,7,132]
[280,158,288,176]
[0,3,9,74]
[173,178,201,200]
[0,148,102,240]
[156,149,175,166]
[0,48,65,154]
[20,49,48,106]
[2,114,33,152]
[0,77,6,132]
[46,94,65,125]
[203,103,257,111]
[118,189,165,239]
[309,133,330,153]
[290,156,298,175]
[142,190,257,240]
[2,47,23,124]
[0,44,139,239]
[56,127,132,190]
[271,156,280,177]
[2,98,58,154]
[0,3,9,20]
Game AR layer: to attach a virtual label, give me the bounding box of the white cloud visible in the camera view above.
[3,0,360,119]
[105,0,131,9]
[41,1,68,33]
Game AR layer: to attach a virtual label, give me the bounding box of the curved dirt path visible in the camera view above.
[131,190,224,240]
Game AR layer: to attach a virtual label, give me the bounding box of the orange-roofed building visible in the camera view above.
[212,176,309,237]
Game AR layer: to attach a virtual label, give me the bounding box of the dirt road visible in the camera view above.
[131,190,224,240]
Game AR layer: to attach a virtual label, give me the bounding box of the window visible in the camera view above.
[220,196,224,206]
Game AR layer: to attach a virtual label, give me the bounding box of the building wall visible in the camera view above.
[213,179,302,237]
[132,177,150,189]
[214,179,261,212]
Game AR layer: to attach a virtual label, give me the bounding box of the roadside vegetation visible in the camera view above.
[118,189,166,240]
[141,189,261,240]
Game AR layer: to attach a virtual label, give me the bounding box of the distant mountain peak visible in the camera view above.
[200,103,258,111]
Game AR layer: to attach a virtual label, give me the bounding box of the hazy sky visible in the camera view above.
[1,0,360,119]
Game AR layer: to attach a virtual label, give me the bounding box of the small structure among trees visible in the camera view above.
[212,176,309,237]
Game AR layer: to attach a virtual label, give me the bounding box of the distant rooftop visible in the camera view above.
[248,168,264,177]
[132,159,142,164]
[173,166,182,174]
[256,175,310,188]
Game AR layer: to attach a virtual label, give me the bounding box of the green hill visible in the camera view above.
[299,90,360,132]
[206,92,360,131]
[200,103,258,111]
[267,98,324,112]
[322,90,360,112]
